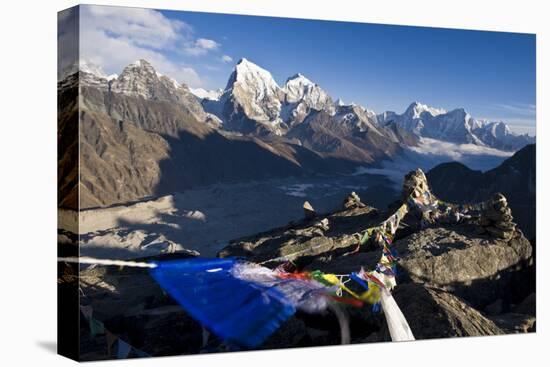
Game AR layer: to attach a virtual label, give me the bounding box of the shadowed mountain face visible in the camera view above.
[153,130,358,197]
[58,58,534,210]
[427,144,536,239]
[287,110,409,164]
[78,109,171,209]
[58,74,79,209]
[59,70,359,209]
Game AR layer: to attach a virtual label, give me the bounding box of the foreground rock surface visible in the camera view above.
[220,203,535,340]
[67,171,535,358]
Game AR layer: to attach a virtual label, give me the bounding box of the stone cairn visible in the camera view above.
[401,169,437,225]
[479,193,517,240]
[402,169,518,240]
[402,169,431,200]
[342,191,366,209]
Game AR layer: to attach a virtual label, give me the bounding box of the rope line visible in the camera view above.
[58,256,157,269]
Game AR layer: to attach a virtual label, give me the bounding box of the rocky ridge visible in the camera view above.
[63,170,535,360]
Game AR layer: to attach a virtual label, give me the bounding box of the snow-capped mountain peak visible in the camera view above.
[220,58,285,134]
[285,73,316,98]
[227,58,282,93]
[188,58,534,150]
[405,101,446,118]
[490,121,511,137]
[59,59,107,80]
[59,59,111,89]
[190,87,223,101]
[477,121,511,139]
[79,60,108,78]
[285,73,312,86]
[283,72,333,113]
[121,59,157,77]
[472,120,532,151]
[111,59,172,99]
[333,103,382,135]
[107,60,208,122]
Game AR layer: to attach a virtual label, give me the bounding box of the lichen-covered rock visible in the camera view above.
[343,192,366,209]
[218,205,379,264]
[218,200,534,341]
[393,225,533,308]
[71,167,536,358]
[391,283,504,338]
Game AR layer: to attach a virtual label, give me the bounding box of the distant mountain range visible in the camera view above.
[377,102,534,151]
[58,58,535,209]
[190,58,534,151]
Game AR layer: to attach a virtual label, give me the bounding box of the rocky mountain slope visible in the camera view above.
[427,144,535,239]
[59,61,360,209]
[286,109,418,164]
[59,58,534,210]
[63,170,535,360]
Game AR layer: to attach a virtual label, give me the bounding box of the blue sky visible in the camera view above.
[75,5,536,135]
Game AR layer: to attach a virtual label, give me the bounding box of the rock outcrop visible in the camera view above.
[219,169,535,339]
[67,169,535,359]
[479,193,517,240]
[343,192,366,210]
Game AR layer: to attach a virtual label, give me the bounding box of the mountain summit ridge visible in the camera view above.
[378,101,534,150]
[64,58,534,150]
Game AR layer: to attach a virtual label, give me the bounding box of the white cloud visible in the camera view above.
[221,55,233,63]
[196,38,219,50]
[84,5,191,49]
[410,138,512,159]
[78,5,216,87]
[354,137,513,187]
[184,38,220,56]
[58,7,79,77]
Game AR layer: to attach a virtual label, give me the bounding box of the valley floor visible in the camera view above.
[59,142,516,260]
[61,173,396,258]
